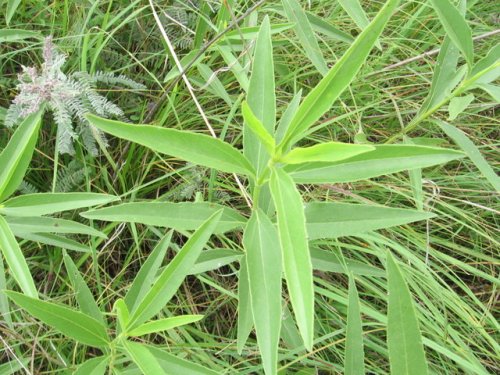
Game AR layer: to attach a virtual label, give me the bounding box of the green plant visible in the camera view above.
[77,0,498,372]
[5,215,221,374]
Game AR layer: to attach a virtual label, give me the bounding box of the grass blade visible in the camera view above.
[429,0,473,67]
[386,252,428,375]
[0,193,118,217]
[345,275,364,375]
[0,216,37,298]
[305,202,434,239]
[244,209,282,374]
[269,167,314,350]
[0,110,42,201]
[5,0,22,25]
[435,120,500,191]
[281,0,328,75]
[0,258,12,328]
[5,291,109,347]
[127,210,222,329]
[86,114,254,176]
[280,0,400,148]
[189,249,242,275]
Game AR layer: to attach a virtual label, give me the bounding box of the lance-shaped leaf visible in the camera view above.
[127,315,203,336]
[311,247,384,277]
[435,120,500,191]
[281,142,374,164]
[244,209,282,374]
[386,253,428,375]
[0,216,37,297]
[86,114,254,176]
[338,0,381,49]
[429,0,473,68]
[147,344,220,375]
[470,44,500,85]
[245,15,276,175]
[287,145,464,184]
[237,256,254,354]
[279,0,400,148]
[16,232,90,252]
[242,101,275,157]
[0,193,118,217]
[63,252,105,325]
[305,202,434,240]
[5,291,109,347]
[127,210,222,329]
[270,167,314,350]
[125,232,173,312]
[6,216,106,238]
[345,275,364,375]
[74,356,109,375]
[0,110,42,202]
[82,202,245,234]
[189,248,242,275]
[122,341,166,375]
[281,0,328,75]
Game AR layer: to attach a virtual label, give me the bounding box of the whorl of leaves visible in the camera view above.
[5,36,145,155]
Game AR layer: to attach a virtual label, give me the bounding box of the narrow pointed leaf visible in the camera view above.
[435,120,500,191]
[86,114,254,176]
[429,0,473,67]
[275,90,302,144]
[122,341,166,375]
[281,142,374,164]
[244,209,282,375]
[0,29,43,43]
[82,202,245,234]
[345,275,364,375]
[338,0,381,49]
[16,232,90,252]
[125,231,173,312]
[0,258,12,328]
[63,252,105,325]
[0,193,118,217]
[6,216,106,238]
[280,0,400,148]
[128,315,203,336]
[115,298,130,331]
[127,210,222,329]
[74,356,109,375]
[311,247,384,277]
[189,248,242,275]
[386,253,428,375]
[448,94,475,121]
[287,145,464,184]
[237,256,254,354]
[281,0,328,75]
[305,202,435,240]
[147,345,219,375]
[471,44,500,84]
[242,101,275,156]
[245,16,276,174]
[0,110,42,201]
[0,216,37,297]
[270,167,314,350]
[5,291,109,347]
